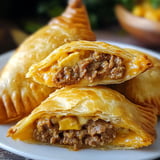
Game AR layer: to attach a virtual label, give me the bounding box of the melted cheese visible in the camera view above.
[59,117,81,130]
[59,52,81,67]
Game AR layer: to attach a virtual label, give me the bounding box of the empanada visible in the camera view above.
[0,0,96,124]
[7,86,157,150]
[27,40,152,88]
[113,48,160,115]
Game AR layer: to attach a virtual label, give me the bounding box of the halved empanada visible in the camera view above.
[27,40,152,88]
[0,0,96,124]
[7,86,157,150]
[113,48,160,115]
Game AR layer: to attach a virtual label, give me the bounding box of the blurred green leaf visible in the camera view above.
[89,14,98,29]
[37,0,65,17]
[22,20,43,33]
[47,6,64,17]
[84,0,116,29]
[150,0,160,8]
[1,0,150,32]
[116,0,137,10]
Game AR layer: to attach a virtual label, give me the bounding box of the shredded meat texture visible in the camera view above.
[33,118,117,150]
[53,51,126,86]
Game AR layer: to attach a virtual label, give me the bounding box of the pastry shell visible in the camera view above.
[113,48,160,115]
[8,86,157,150]
[27,40,152,88]
[0,0,96,124]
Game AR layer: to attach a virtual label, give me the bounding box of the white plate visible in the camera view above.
[0,42,160,160]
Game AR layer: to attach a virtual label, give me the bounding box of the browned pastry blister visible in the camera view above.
[112,48,160,115]
[0,0,96,124]
[7,86,157,150]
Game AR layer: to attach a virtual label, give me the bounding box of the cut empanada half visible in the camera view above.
[26,41,152,88]
[7,86,157,150]
[113,48,160,115]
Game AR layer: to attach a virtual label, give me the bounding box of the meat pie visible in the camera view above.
[27,40,152,88]
[7,86,157,150]
[0,0,96,124]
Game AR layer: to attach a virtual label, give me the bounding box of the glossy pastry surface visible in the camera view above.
[8,86,157,150]
[0,0,96,124]
[27,40,152,88]
[114,48,160,115]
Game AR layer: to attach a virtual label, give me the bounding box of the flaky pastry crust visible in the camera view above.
[27,40,152,88]
[113,48,160,115]
[8,86,157,150]
[0,0,95,123]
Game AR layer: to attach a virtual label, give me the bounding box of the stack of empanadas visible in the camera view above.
[0,0,95,123]
[1,0,159,152]
[8,40,158,150]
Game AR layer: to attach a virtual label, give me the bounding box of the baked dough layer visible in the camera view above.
[7,86,157,150]
[27,40,152,88]
[113,48,160,115]
[0,0,95,124]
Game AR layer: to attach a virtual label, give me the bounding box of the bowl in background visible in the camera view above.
[115,5,160,47]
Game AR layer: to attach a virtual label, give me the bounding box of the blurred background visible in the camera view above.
[0,0,160,54]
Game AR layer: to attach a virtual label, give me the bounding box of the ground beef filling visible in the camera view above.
[33,118,117,150]
[53,52,126,86]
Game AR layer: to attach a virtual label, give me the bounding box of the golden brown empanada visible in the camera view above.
[27,40,152,88]
[7,86,157,150]
[113,48,160,115]
[0,0,96,124]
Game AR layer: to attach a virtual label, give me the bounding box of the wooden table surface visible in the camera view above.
[0,29,160,160]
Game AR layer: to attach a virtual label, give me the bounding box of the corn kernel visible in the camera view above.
[133,5,145,17]
[144,10,159,21]
[132,1,160,22]
[59,117,81,130]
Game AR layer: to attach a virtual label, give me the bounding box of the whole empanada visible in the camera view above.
[0,0,96,124]
[7,86,157,150]
[27,40,152,88]
[113,48,160,115]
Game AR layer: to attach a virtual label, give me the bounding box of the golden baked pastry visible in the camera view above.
[27,40,152,88]
[113,48,160,115]
[7,86,157,150]
[0,0,96,124]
